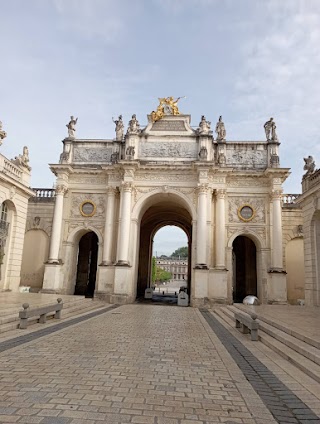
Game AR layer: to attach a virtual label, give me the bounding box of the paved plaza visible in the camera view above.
[0,304,319,423]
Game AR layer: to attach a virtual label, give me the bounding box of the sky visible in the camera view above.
[1,0,320,254]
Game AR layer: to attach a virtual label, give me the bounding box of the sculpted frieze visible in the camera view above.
[226,149,267,168]
[139,142,198,159]
[135,173,195,182]
[71,176,106,185]
[228,197,266,223]
[227,177,269,187]
[73,147,113,163]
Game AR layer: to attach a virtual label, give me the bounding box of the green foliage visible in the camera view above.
[170,246,188,258]
[151,256,156,283]
[155,267,172,282]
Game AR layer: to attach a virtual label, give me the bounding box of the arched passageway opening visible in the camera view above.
[74,231,98,297]
[137,198,192,303]
[232,235,257,303]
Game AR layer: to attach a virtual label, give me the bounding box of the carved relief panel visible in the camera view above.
[228,197,266,223]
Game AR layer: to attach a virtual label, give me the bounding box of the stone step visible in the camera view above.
[223,305,320,367]
[231,303,320,350]
[215,305,320,384]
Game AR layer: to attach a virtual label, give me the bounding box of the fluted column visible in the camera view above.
[215,189,226,268]
[48,185,67,263]
[102,187,117,265]
[196,183,208,268]
[271,190,283,270]
[116,182,132,265]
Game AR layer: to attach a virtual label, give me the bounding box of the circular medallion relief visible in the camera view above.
[238,204,255,222]
[80,200,96,217]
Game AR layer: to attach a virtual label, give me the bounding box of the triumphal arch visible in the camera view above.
[41,98,290,306]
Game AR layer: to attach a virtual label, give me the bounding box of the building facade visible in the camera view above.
[156,257,188,281]
[0,122,34,292]
[20,100,309,305]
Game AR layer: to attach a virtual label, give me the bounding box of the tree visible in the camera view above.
[170,246,188,258]
[151,256,156,283]
[155,267,172,283]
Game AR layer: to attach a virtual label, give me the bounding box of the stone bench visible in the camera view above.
[234,311,259,341]
[19,298,63,329]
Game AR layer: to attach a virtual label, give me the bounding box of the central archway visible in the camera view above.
[136,197,193,300]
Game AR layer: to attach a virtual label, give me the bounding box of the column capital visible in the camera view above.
[106,186,118,196]
[270,189,283,200]
[197,183,208,194]
[216,189,226,199]
[121,181,133,192]
[55,184,68,195]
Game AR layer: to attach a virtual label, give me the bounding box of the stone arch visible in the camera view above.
[133,191,193,301]
[132,188,196,223]
[227,229,264,250]
[227,230,264,303]
[64,226,102,295]
[0,199,17,290]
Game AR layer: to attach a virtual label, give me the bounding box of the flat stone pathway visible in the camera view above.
[0,304,316,423]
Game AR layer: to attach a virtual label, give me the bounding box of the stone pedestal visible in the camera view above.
[208,268,228,303]
[42,263,63,293]
[267,271,287,303]
[193,268,209,306]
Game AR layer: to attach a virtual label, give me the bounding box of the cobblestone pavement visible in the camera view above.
[0,304,315,424]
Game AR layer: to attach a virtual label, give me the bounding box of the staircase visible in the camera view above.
[0,295,109,337]
[213,304,320,384]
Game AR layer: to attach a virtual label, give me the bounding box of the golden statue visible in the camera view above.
[151,96,185,122]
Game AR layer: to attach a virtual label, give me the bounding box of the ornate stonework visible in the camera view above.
[70,194,105,219]
[73,147,112,163]
[226,147,267,168]
[228,197,266,223]
[139,142,198,159]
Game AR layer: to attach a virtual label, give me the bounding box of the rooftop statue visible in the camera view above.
[151,96,185,122]
[13,146,31,171]
[0,121,7,144]
[264,117,278,142]
[197,115,211,135]
[303,156,316,176]
[127,114,141,135]
[66,116,78,139]
[113,115,124,141]
[215,116,226,141]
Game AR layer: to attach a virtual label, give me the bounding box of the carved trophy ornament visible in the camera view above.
[13,146,31,171]
[151,96,185,122]
[66,116,78,138]
[0,121,7,144]
[303,156,316,176]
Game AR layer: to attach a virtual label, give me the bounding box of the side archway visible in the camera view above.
[285,237,305,304]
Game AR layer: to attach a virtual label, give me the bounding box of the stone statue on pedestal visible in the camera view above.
[197,116,211,135]
[264,117,278,141]
[127,114,141,135]
[113,115,124,141]
[215,116,226,141]
[303,156,316,176]
[66,116,78,139]
[0,121,7,144]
